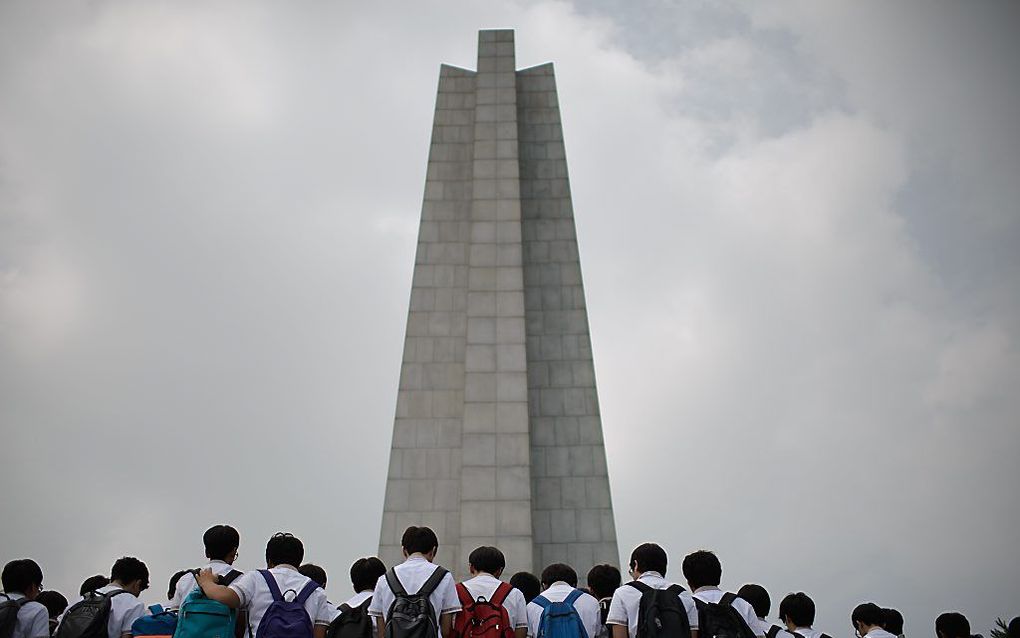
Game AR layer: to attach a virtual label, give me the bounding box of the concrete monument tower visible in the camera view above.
[379,29,618,579]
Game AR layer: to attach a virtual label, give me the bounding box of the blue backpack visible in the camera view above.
[254,570,320,638]
[133,605,178,638]
[533,590,588,638]
[174,570,242,638]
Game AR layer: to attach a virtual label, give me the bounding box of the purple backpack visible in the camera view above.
[254,570,320,638]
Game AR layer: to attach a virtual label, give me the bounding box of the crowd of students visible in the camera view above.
[2,525,1016,638]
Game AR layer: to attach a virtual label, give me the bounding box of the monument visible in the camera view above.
[379,29,618,579]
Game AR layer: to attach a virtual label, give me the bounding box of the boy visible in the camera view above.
[171,525,242,608]
[458,547,528,638]
[586,564,620,638]
[508,575,540,606]
[526,564,600,638]
[735,585,787,638]
[777,593,830,638]
[78,557,149,638]
[682,551,762,638]
[1,559,50,638]
[331,558,386,625]
[606,544,697,638]
[852,604,895,638]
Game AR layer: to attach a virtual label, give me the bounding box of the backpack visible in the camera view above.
[174,570,243,638]
[55,590,131,638]
[325,598,373,638]
[532,589,588,638]
[133,606,179,638]
[451,582,514,638]
[790,631,833,638]
[766,627,784,638]
[626,583,690,638]
[254,570,320,638]
[692,594,756,638]
[0,594,28,638]
[383,566,449,638]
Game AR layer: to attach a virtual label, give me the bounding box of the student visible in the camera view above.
[80,557,149,638]
[509,574,541,605]
[457,546,528,638]
[851,604,895,638]
[34,591,68,637]
[587,564,621,638]
[933,613,969,638]
[682,551,762,638]
[196,532,333,638]
[736,585,788,638]
[526,563,601,638]
[881,609,903,638]
[606,544,697,638]
[368,526,460,638]
[776,593,830,638]
[78,577,109,597]
[171,525,243,609]
[1,559,50,638]
[331,558,386,628]
[300,565,329,589]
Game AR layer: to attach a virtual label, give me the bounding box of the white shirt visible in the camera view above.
[461,573,529,629]
[692,588,763,638]
[229,565,332,634]
[92,584,146,638]
[605,572,698,637]
[865,630,897,638]
[756,619,795,638]
[1,593,49,638]
[171,561,238,609]
[368,555,461,634]
[526,582,601,638]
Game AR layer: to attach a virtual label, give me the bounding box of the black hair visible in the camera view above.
[510,572,541,604]
[265,532,304,567]
[1006,618,1020,638]
[1,559,43,593]
[883,609,904,635]
[586,564,621,600]
[681,550,721,589]
[853,603,886,628]
[203,525,240,562]
[79,575,109,596]
[167,570,190,599]
[298,564,327,588]
[935,613,970,638]
[35,591,68,618]
[401,526,440,555]
[540,563,578,588]
[629,543,668,576]
[111,557,149,588]
[737,584,771,619]
[469,547,506,575]
[779,592,815,627]
[351,557,387,593]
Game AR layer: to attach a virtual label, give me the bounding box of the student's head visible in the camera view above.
[110,557,149,597]
[681,550,721,590]
[629,543,668,577]
[167,570,190,600]
[203,525,240,563]
[510,572,541,604]
[1006,617,1020,638]
[586,565,621,601]
[79,575,109,596]
[298,564,327,588]
[35,590,68,619]
[852,603,886,635]
[934,613,970,638]
[2,559,44,598]
[468,546,506,578]
[265,532,304,568]
[882,609,904,636]
[737,584,771,620]
[779,593,815,629]
[351,557,387,593]
[401,526,440,561]
[540,563,577,589]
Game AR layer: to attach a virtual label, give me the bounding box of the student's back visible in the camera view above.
[525,564,600,638]
[1,560,50,638]
[682,552,761,638]
[59,558,148,638]
[171,525,243,609]
[455,547,528,638]
[327,558,386,638]
[606,545,696,638]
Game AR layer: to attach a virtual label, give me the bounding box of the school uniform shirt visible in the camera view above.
[605,572,698,638]
[326,591,378,626]
[461,573,529,629]
[525,582,601,638]
[692,588,764,638]
[756,619,795,638]
[1,593,50,638]
[170,560,238,609]
[91,584,146,638]
[864,629,898,638]
[368,555,461,636]
[229,565,332,636]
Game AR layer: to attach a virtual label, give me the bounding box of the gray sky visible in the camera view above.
[2,0,1018,634]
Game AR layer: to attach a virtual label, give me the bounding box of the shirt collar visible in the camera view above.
[209,560,229,566]
[695,586,721,593]
[405,554,429,564]
[272,564,299,572]
[638,571,665,581]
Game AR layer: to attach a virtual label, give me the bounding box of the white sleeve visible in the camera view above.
[367,575,390,619]
[229,572,259,609]
[505,589,528,629]
[27,605,51,638]
[605,590,627,626]
[312,591,332,626]
[120,600,146,636]
[172,573,197,609]
[581,595,601,638]
[526,603,542,638]
[682,594,698,630]
[438,574,461,615]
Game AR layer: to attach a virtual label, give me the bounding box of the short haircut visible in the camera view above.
[401,526,440,555]
[587,564,621,600]
[779,592,815,627]
[266,533,304,567]
[852,603,886,628]
[1,559,43,593]
[35,591,68,618]
[469,546,506,575]
[510,572,541,604]
[883,609,904,635]
[540,563,578,588]
[681,550,721,589]
[167,570,190,599]
[203,525,240,561]
[351,557,387,593]
[1007,617,1020,638]
[737,584,771,619]
[111,557,149,587]
[79,575,109,596]
[935,613,970,638]
[298,564,327,588]
[630,543,668,576]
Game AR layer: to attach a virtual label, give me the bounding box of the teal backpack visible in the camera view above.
[173,570,243,638]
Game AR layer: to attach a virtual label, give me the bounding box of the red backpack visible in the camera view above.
[452,582,515,638]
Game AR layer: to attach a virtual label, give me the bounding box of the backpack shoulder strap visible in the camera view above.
[626,581,652,594]
[358,597,373,611]
[337,604,353,616]
[295,580,320,606]
[531,596,551,610]
[220,570,243,586]
[666,584,686,595]
[259,570,284,602]
[719,593,738,608]
[767,627,782,638]
[490,583,512,608]
[418,567,449,598]
[819,634,833,638]
[564,590,584,606]
[105,590,130,601]
[384,569,408,599]
[455,584,473,609]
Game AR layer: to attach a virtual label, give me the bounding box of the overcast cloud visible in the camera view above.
[1,1,1018,634]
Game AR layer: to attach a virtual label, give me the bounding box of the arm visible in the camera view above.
[375,618,386,638]
[515,629,527,638]
[440,613,455,638]
[611,626,628,638]
[313,627,326,638]
[196,569,241,609]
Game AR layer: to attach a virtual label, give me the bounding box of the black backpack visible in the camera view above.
[326,598,373,638]
[0,594,28,638]
[384,567,449,638]
[692,594,756,638]
[627,582,691,638]
[595,598,612,638]
[55,590,130,638]
[767,627,784,638]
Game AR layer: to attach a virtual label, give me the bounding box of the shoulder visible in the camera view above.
[20,600,49,619]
